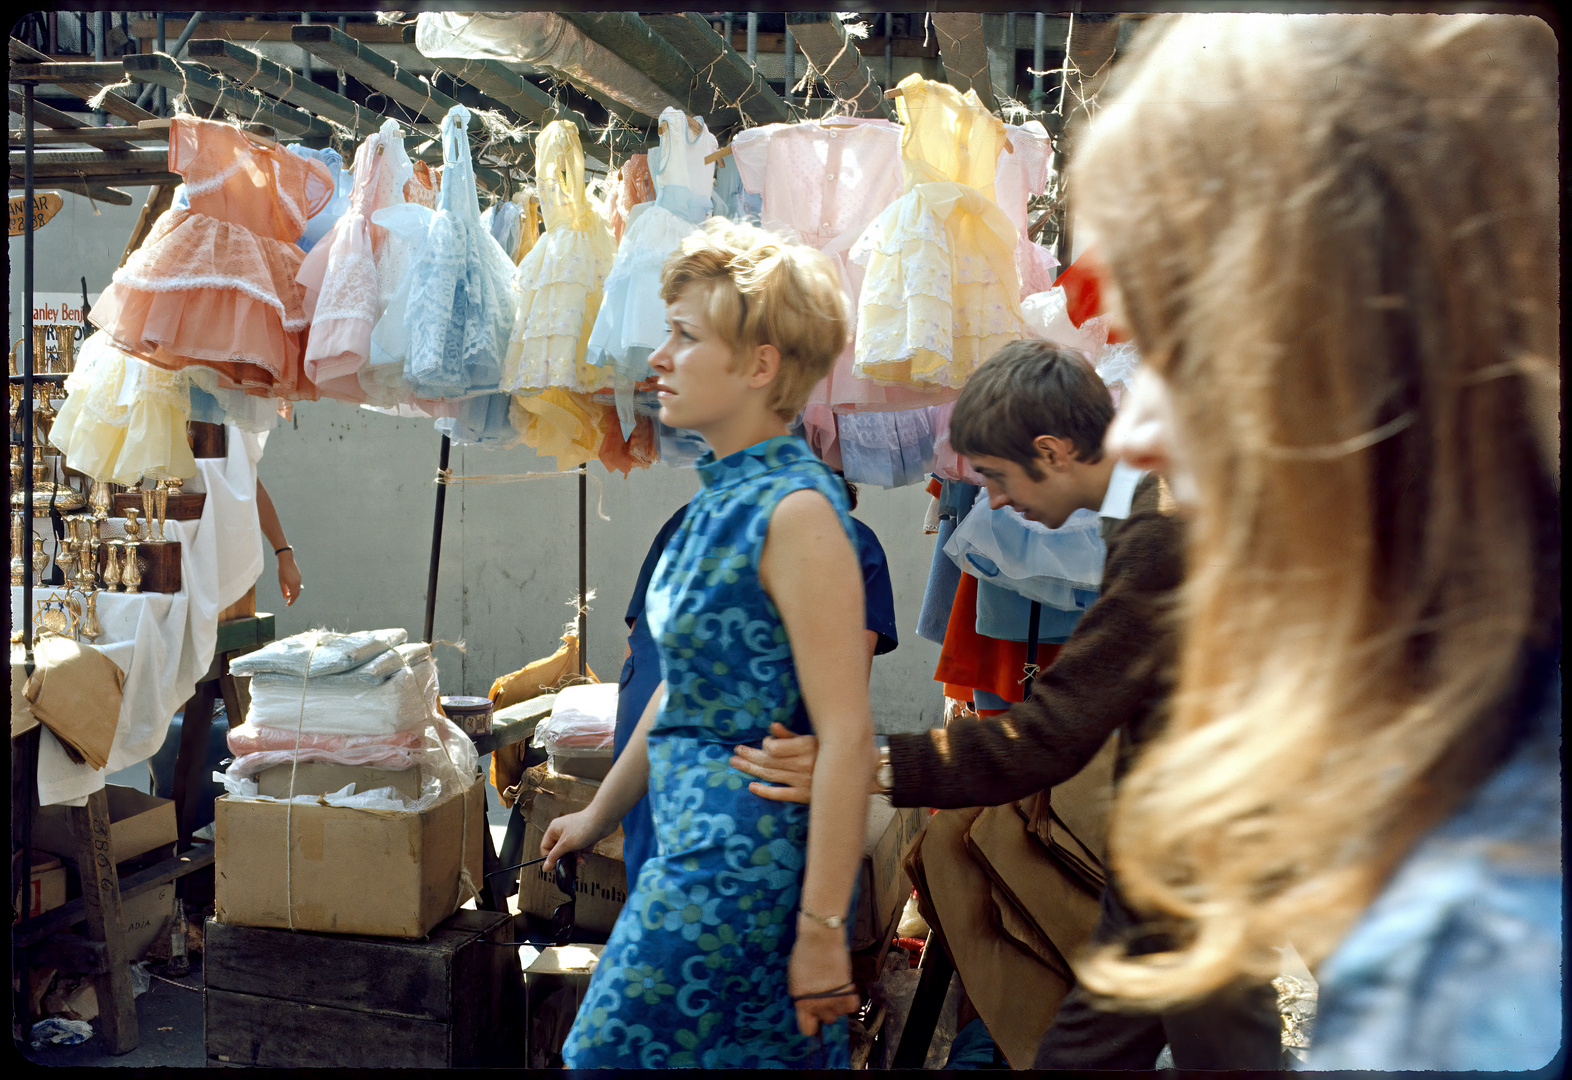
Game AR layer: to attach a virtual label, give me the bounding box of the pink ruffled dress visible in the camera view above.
[89,117,334,400]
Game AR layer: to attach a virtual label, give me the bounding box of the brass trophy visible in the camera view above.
[31,535,49,585]
[122,540,142,594]
[103,540,123,592]
[153,479,168,542]
[9,510,26,586]
[88,480,113,520]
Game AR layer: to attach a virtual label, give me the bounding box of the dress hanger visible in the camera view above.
[658,115,704,139]
[137,116,285,153]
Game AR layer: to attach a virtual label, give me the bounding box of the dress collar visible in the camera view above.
[694,435,814,493]
[1097,461,1147,522]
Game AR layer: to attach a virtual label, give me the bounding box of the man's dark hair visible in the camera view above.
[949,341,1116,479]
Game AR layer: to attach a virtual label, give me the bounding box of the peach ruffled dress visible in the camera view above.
[90,117,334,400]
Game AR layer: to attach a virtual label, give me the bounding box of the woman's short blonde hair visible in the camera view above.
[660,218,848,420]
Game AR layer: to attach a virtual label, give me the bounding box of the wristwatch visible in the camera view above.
[875,743,894,795]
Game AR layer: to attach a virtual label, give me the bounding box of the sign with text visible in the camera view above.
[8,192,63,237]
[19,292,103,369]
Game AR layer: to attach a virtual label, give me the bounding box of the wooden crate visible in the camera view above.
[203,909,521,1068]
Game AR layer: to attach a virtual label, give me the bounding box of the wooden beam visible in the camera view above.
[9,62,129,84]
[559,13,695,119]
[121,54,333,140]
[787,15,895,120]
[645,13,791,128]
[8,38,157,126]
[12,848,215,948]
[130,18,406,49]
[932,14,998,113]
[9,148,171,174]
[9,90,154,151]
[120,183,173,268]
[292,24,463,128]
[21,182,134,205]
[186,37,407,142]
[726,30,939,60]
[72,789,139,1054]
[7,127,166,145]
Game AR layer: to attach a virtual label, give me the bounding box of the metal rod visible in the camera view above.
[746,13,757,67]
[885,12,894,86]
[1005,13,1018,100]
[23,83,36,659]
[1032,13,1046,112]
[155,12,167,112]
[47,11,57,55]
[167,12,205,60]
[93,12,105,125]
[338,16,348,96]
[577,464,587,677]
[301,12,314,82]
[783,27,794,104]
[723,13,733,47]
[423,434,452,644]
[1057,13,1074,116]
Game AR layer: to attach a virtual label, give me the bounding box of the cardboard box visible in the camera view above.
[516,821,628,935]
[256,762,423,801]
[517,764,623,861]
[121,882,175,960]
[546,752,611,782]
[853,797,928,952]
[214,778,485,939]
[14,854,66,922]
[32,784,178,865]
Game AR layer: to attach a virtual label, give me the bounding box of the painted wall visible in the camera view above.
[10,191,946,736]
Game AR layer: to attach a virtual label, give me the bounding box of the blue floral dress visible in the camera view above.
[562,436,858,1069]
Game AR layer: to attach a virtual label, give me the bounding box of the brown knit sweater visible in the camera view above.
[888,473,1183,809]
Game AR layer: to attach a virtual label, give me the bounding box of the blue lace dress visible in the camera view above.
[562,436,857,1069]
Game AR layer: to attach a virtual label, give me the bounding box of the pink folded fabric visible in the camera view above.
[227,722,424,756]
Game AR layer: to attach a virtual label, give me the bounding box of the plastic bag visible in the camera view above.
[31,1018,94,1048]
[243,656,438,737]
[230,628,409,680]
[533,683,617,753]
[1021,287,1108,357]
[227,745,423,777]
[228,723,425,757]
[214,771,445,813]
[945,493,1106,611]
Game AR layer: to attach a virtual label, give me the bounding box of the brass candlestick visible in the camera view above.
[140,482,156,542]
[122,541,142,594]
[103,541,123,593]
[10,511,26,586]
[33,327,48,375]
[9,445,22,494]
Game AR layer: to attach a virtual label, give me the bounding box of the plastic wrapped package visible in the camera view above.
[945,495,1106,612]
[533,682,616,753]
[229,628,409,679]
[227,723,426,756]
[244,658,438,736]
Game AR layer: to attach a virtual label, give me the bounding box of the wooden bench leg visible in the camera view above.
[173,681,219,852]
[71,788,139,1055]
[892,932,955,1068]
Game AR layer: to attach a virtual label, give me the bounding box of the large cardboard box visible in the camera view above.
[516,821,628,935]
[256,762,423,800]
[852,797,928,952]
[32,784,178,865]
[214,778,484,939]
[121,882,175,959]
[14,853,66,922]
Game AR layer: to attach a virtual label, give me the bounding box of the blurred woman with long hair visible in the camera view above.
[1070,13,1560,1070]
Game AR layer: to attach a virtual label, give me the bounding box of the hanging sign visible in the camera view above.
[25,292,102,367]
[8,193,64,237]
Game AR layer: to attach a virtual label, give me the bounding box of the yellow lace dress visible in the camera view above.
[49,330,196,485]
[850,75,1024,389]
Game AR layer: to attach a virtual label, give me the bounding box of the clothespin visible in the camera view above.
[658,115,705,138]
[703,146,732,166]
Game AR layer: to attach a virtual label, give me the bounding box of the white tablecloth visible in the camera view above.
[11,428,265,805]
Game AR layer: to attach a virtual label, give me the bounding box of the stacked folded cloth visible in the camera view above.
[220,628,477,808]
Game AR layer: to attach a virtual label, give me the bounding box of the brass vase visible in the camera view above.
[103,541,123,593]
[80,588,102,643]
[122,541,142,594]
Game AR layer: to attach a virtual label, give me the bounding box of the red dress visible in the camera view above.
[90,117,334,399]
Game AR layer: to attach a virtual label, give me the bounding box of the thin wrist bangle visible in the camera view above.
[799,908,846,930]
[274,545,292,556]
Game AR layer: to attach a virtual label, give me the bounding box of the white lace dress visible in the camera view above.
[585,107,717,437]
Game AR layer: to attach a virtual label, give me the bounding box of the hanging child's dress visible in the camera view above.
[850,75,1024,390]
[586,108,717,438]
[297,119,413,402]
[606,153,655,244]
[731,118,957,470]
[48,331,196,485]
[502,120,618,395]
[89,117,335,400]
[367,104,514,401]
[287,145,353,254]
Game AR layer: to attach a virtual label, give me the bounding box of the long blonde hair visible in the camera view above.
[1068,13,1560,1008]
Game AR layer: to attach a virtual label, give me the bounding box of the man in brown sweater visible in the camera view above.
[731,341,1281,1069]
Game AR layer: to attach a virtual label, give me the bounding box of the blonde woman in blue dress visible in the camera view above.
[541,218,877,1068]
